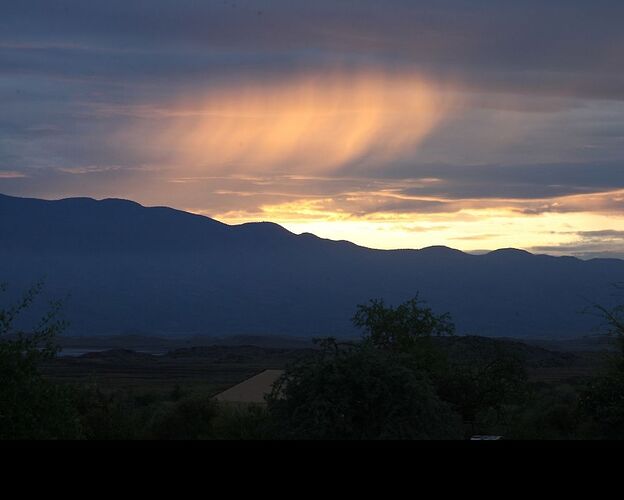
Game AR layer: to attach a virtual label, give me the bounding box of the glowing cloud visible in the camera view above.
[121,70,455,174]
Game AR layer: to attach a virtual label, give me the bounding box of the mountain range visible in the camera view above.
[2,192,624,338]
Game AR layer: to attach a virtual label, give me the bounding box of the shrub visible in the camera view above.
[267,344,463,440]
[148,395,219,440]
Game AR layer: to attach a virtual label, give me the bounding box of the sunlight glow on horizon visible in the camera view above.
[188,192,624,257]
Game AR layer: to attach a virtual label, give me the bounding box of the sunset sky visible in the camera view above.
[2,1,624,258]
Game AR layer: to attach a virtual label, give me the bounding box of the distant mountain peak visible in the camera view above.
[235,220,290,230]
[418,245,468,256]
[486,248,534,257]
[2,192,624,338]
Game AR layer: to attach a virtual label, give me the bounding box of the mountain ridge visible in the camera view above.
[2,192,624,338]
[2,192,617,261]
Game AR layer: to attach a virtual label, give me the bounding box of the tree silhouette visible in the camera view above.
[579,286,624,438]
[266,295,464,439]
[266,343,463,440]
[0,282,80,439]
[353,294,454,353]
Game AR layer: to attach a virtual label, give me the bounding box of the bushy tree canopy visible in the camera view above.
[0,282,81,439]
[353,295,454,353]
[267,295,533,439]
[579,289,624,438]
[267,341,463,440]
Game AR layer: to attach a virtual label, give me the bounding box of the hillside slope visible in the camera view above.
[2,193,624,337]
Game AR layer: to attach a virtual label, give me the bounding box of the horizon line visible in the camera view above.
[2,191,623,262]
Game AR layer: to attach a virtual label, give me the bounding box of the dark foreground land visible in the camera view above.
[0,331,617,440]
[43,342,316,396]
[41,334,616,397]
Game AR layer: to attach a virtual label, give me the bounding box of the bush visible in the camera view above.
[435,338,529,435]
[578,291,624,439]
[267,344,463,440]
[353,295,454,353]
[72,386,149,440]
[0,282,82,439]
[0,375,83,440]
[148,395,219,440]
[507,384,582,440]
[211,403,275,440]
[579,370,624,439]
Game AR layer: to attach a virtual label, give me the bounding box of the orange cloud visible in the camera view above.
[121,70,456,174]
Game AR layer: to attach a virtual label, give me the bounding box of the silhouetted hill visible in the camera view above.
[165,345,316,363]
[433,335,579,368]
[79,348,158,362]
[2,192,624,338]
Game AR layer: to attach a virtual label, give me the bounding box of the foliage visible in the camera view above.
[578,289,624,439]
[507,384,582,440]
[579,374,624,438]
[211,403,275,440]
[266,296,536,439]
[71,385,151,440]
[435,337,529,434]
[0,281,64,369]
[9,282,622,440]
[267,342,463,440]
[591,286,624,339]
[73,387,274,440]
[353,295,454,353]
[147,395,219,440]
[0,282,82,439]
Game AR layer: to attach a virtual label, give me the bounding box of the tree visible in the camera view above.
[266,341,463,440]
[0,282,81,439]
[579,289,624,438]
[148,395,219,440]
[269,295,535,439]
[590,287,624,362]
[353,295,454,353]
[435,337,528,434]
[267,296,464,439]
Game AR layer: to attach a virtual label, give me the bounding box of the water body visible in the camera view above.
[58,348,167,357]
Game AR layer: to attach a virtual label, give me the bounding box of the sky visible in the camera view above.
[2,1,624,258]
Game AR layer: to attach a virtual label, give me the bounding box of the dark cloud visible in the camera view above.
[3,162,624,218]
[578,230,624,239]
[529,244,624,261]
[2,1,624,100]
[356,161,624,200]
[529,229,624,260]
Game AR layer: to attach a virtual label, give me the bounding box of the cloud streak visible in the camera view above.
[117,70,456,174]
